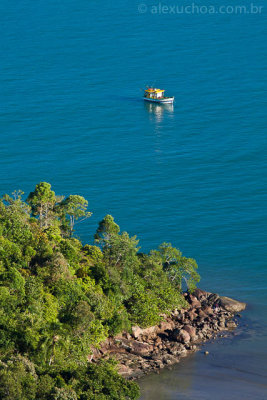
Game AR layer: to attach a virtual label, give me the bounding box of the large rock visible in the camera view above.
[140,325,158,338]
[188,310,197,321]
[173,329,191,344]
[132,323,168,339]
[207,293,220,305]
[218,317,226,328]
[226,320,237,329]
[132,326,142,339]
[118,364,133,377]
[158,320,175,332]
[219,296,246,313]
[202,306,214,316]
[162,354,178,365]
[198,309,208,319]
[192,288,210,301]
[183,325,197,341]
[192,299,202,309]
[130,341,153,356]
[188,294,197,303]
[187,294,201,309]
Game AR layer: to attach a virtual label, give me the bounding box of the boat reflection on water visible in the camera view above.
[144,101,174,123]
[144,102,174,161]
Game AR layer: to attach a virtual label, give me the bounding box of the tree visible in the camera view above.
[94,216,141,300]
[26,183,58,228]
[58,195,92,234]
[74,360,140,400]
[155,242,200,291]
[1,191,32,249]
[0,356,37,400]
[104,232,140,275]
[95,215,140,281]
[94,215,120,245]
[2,190,30,217]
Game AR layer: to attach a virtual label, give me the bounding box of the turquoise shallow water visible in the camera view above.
[1,1,267,398]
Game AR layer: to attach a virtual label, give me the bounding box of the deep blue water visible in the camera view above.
[1,1,267,398]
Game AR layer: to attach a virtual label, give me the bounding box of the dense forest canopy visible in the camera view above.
[0,183,200,400]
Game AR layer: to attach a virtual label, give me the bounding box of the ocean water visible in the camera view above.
[1,0,266,398]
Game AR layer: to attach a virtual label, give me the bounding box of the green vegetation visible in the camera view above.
[0,183,200,399]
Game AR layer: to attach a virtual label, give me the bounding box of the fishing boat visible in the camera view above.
[143,87,174,104]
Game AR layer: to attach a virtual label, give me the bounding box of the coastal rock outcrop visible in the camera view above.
[218,296,246,313]
[90,290,246,379]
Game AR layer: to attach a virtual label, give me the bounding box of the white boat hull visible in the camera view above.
[144,97,174,104]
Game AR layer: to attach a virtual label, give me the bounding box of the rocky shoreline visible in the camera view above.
[90,289,246,379]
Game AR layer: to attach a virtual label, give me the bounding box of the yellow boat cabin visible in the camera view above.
[144,87,174,104]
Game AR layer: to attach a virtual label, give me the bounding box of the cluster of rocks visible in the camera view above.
[90,289,246,379]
